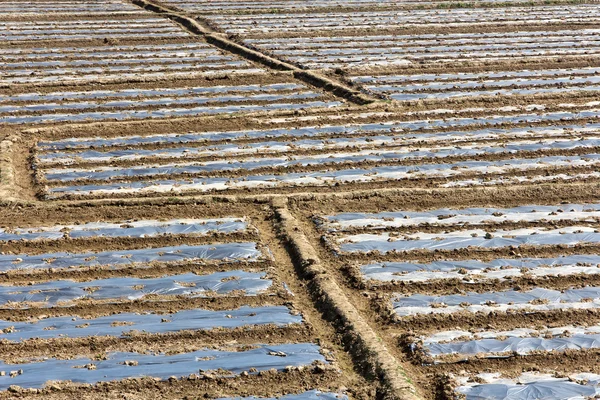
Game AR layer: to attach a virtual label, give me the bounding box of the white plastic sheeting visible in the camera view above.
[0,242,263,273]
[352,66,600,84]
[418,324,600,362]
[3,83,304,103]
[322,204,600,231]
[41,136,600,183]
[455,372,600,400]
[281,48,600,69]
[35,125,600,166]
[245,29,600,68]
[0,343,325,390]
[0,19,190,41]
[208,6,600,34]
[170,0,558,11]
[0,306,301,342]
[35,113,600,152]
[0,79,339,125]
[393,286,600,317]
[280,44,600,64]
[0,42,213,60]
[336,226,600,254]
[1,101,342,124]
[46,154,600,198]
[1,63,259,85]
[443,171,600,188]
[361,71,600,98]
[218,391,347,400]
[0,92,321,114]
[387,83,600,101]
[249,30,600,51]
[4,69,266,86]
[0,217,248,242]
[0,0,141,15]
[360,255,600,283]
[0,271,272,308]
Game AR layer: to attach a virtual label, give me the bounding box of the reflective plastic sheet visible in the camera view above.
[361,255,600,283]
[337,226,600,254]
[0,271,272,308]
[393,286,600,317]
[0,306,301,342]
[0,217,249,242]
[0,343,325,390]
[218,391,348,400]
[0,242,264,273]
[323,204,600,231]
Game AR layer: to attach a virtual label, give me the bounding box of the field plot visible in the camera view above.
[166,0,396,12]
[353,66,600,101]
[209,6,600,35]
[0,0,342,124]
[0,0,143,16]
[5,0,600,398]
[164,0,544,13]
[0,17,188,42]
[244,28,600,71]
[451,372,600,400]
[1,80,340,124]
[0,42,265,86]
[313,200,600,398]
[0,203,360,399]
[31,103,600,199]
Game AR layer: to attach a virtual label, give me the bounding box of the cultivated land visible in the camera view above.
[1,0,600,399]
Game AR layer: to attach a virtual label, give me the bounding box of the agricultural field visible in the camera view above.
[1,0,600,399]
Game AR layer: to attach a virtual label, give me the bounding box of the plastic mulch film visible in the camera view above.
[41,139,600,183]
[0,306,301,342]
[217,390,348,399]
[46,154,600,198]
[351,66,600,84]
[0,0,142,14]
[322,204,600,231]
[0,101,343,124]
[418,324,600,362]
[207,7,600,35]
[360,255,600,283]
[0,343,326,390]
[2,83,305,104]
[36,123,600,153]
[0,271,272,308]
[34,127,600,168]
[0,218,248,242]
[0,92,322,115]
[393,286,600,317]
[1,63,261,86]
[0,243,264,273]
[336,226,600,254]
[455,372,600,400]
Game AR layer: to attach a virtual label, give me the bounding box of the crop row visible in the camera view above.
[318,202,600,398]
[0,18,190,41]
[1,82,341,124]
[245,29,600,69]
[1,42,263,85]
[0,215,341,395]
[454,372,600,399]
[164,0,540,12]
[0,0,141,14]
[353,67,600,101]
[32,105,600,198]
[208,6,600,34]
